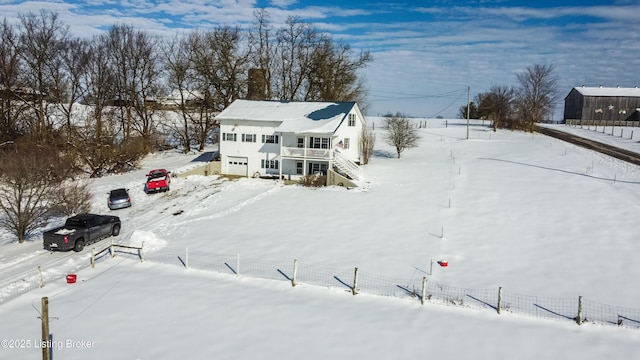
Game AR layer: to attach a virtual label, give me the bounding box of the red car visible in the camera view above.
[144,169,171,193]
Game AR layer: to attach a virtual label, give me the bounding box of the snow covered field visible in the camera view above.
[1,119,639,359]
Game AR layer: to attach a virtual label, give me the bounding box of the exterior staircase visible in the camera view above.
[332,149,363,182]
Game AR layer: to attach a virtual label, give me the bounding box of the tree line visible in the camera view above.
[0,9,371,243]
[458,64,560,132]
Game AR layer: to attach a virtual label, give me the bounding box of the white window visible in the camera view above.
[296,161,303,175]
[261,159,279,169]
[297,138,304,148]
[311,137,330,149]
[242,134,256,142]
[348,113,356,126]
[262,134,279,144]
[310,163,328,175]
[223,133,237,141]
[343,138,350,149]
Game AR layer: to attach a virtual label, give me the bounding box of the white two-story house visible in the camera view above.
[216,99,365,185]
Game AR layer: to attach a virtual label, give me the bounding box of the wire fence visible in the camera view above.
[3,246,640,331]
[143,247,640,330]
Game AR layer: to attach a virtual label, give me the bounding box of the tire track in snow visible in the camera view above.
[174,182,283,225]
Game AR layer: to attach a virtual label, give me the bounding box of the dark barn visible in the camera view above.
[564,86,640,125]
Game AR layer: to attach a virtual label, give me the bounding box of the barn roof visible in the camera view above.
[572,86,640,97]
[216,99,357,134]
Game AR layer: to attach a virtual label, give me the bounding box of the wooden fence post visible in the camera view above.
[236,253,240,276]
[576,296,583,325]
[41,297,50,360]
[292,259,298,287]
[91,248,95,268]
[497,287,503,314]
[421,276,427,305]
[38,266,44,288]
[352,267,359,295]
[140,241,145,262]
[185,247,189,268]
[110,239,115,258]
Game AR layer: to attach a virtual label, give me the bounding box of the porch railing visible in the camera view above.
[333,149,363,181]
[281,146,331,159]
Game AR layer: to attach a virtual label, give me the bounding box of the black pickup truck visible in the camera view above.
[43,214,121,252]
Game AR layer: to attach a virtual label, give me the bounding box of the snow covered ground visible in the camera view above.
[1,118,640,359]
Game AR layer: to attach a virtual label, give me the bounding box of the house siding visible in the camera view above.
[216,100,365,182]
[219,119,282,177]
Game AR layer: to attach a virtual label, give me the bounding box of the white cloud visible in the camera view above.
[1,1,638,118]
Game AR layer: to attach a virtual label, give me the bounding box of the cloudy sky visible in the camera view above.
[1,0,639,118]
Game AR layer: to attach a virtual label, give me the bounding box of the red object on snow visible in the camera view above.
[66,274,77,283]
[145,169,171,193]
[438,260,449,267]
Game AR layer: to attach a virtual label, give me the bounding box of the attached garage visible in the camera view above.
[226,156,248,176]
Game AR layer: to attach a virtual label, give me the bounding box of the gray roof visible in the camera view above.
[216,99,358,134]
[572,86,640,97]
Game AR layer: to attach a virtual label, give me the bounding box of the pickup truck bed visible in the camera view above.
[43,214,121,252]
[144,169,170,193]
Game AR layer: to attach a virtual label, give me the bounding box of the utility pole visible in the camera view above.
[466,86,470,140]
[41,297,50,360]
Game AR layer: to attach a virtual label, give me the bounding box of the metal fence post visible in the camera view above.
[497,287,503,314]
[421,277,427,305]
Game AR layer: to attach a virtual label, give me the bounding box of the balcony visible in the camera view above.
[281,146,331,159]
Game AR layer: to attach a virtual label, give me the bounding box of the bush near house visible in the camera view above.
[299,174,326,187]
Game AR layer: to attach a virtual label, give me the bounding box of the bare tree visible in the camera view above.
[50,37,91,142]
[189,27,250,112]
[306,39,371,103]
[457,101,478,120]
[247,12,371,104]
[103,24,162,150]
[477,85,515,131]
[514,64,559,131]
[162,35,196,153]
[49,179,91,216]
[384,113,420,159]
[274,16,318,101]
[18,10,69,140]
[0,18,25,142]
[0,141,72,242]
[360,127,375,165]
[184,27,250,149]
[248,9,274,100]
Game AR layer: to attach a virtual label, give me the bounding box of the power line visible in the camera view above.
[368,88,468,102]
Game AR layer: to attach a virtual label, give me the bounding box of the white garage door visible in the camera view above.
[227,156,248,176]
